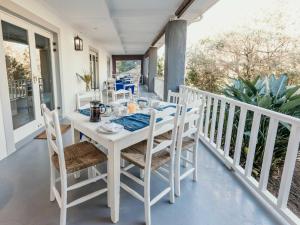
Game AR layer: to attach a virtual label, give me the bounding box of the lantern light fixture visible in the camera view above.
[74,35,83,51]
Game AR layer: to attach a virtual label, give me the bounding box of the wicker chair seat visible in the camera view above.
[121,141,170,170]
[52,141,107,173]
[156,131,172,140]
[181,136,195,149]
[156,132,195,150]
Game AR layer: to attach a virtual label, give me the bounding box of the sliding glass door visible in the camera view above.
[0,12,57,142]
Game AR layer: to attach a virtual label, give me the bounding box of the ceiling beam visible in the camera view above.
[112,54,144,61]
[144,0,196,57]
[175,0,196,17]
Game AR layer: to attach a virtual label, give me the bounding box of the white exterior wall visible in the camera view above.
[0,0,110,159]
[6,0,110,115]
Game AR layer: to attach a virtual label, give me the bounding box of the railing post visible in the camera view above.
[277,125,300,209]
[216,100,226,150]
[245,112,261,177]
[233,108,247,166]
[199,94,206,134]
[210,98,218,144]
[204,96,212,138]
[259,118,279,191]
[224,103,235,158]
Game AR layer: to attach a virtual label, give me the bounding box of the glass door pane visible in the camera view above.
[35,33,55,110]
[1,21,35,130]
[90,51,99,90]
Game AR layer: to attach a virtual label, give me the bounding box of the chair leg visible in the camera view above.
[168,160,175,204]
[74,171,81,179]
[121,159,126,168]
[88,166,97,178]
[50,164,56,202]
[183,151,189,168]
[175,151,181,197]
[60,171,68,225]
[139,169,144,179]
[60,205,67,225]
[193,144,198,182]
[144,170,151,225]
[60,189,67,225]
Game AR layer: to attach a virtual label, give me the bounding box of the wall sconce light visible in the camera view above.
[74,35,83,51]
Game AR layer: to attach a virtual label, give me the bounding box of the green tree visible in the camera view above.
[186,13,300,91]
[157,56,164,78]
[116,60,139,74]
[5,55,30,81]
[186,39,226,93]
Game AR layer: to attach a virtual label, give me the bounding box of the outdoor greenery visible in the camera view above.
[4,45,31,81]
[116,60,140,74]
[223,74,300,176]
[157,56,164,78]
[185,14,300,92]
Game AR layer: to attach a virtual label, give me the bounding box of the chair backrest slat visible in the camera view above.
[167,90,180,104]
[144,105,182,171]
[152,140,173,155]
[177,102,204,150]
[41,104,67,175]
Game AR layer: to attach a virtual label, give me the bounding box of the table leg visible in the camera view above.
[108,146,121,223]
[71,122,81,144]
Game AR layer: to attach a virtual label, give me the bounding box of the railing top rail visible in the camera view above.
[180,85,300,126]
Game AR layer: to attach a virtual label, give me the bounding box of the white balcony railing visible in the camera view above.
[9,79,30,100]
[180,85,300,225]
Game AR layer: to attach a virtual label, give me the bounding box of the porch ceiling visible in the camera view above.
[41,0,218,55]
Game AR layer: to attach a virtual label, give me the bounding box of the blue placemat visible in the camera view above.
[111,113,162,132]
[79,108,91,116]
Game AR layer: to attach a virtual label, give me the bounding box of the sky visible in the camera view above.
[158,0,300,57]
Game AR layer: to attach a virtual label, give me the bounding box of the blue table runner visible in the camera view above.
[111,113,162,132]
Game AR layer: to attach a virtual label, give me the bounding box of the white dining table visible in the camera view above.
[66,106,175,223]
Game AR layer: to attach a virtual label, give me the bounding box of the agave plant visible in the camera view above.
[223,74,300,177]
[224,75,300,114]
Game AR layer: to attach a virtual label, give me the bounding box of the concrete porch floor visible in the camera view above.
[0,131,281,225]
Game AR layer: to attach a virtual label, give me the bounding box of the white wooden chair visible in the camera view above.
[167,90,181,104]
[41,104,108,225]
[105,78,116,103]
[174,102,204,197]
[120,106,181,225]
[76,90,103,110]
[111,89,132,103]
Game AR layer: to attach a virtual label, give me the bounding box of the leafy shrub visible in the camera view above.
[223,74,300,176]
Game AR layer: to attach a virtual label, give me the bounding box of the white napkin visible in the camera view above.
[99,122,123,133]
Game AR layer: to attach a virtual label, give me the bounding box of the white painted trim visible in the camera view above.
[0,11,16,156]
[0,98,8,160]
[0,11,58,143]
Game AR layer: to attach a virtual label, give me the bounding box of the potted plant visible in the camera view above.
[76,73,92,91]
